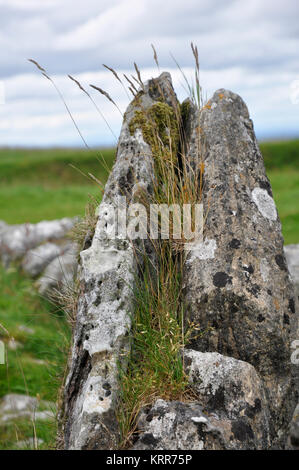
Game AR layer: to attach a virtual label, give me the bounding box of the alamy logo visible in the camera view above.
[0,341,5,365]
[96,197,203,249]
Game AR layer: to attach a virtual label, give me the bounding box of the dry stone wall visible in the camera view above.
[0,218,78,298]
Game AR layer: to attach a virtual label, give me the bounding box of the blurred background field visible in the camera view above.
[0,147,115,224]
[0,140,298,448]
[0,142,298,242]
[0,147,114,448]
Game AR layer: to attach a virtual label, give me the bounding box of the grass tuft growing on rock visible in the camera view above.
[117,51,204,448]
[118,251,195,448]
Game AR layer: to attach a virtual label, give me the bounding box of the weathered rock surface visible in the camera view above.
[184,349,271,449]
[61,72,178,450]
[133,399,227,450]
[284,244,299,302]
[183,89,298,446]
[284,245,299,449]
[134,351,272,450]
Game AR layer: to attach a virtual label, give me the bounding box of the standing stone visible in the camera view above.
[183,89,297,446]
[284,244,299,448]
[61,73,178,449]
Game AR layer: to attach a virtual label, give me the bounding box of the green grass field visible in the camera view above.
[0,143,298,242]
[0,147,114,449]
[0,147,115,223]
[0,140,298,449]
[0,265,70,449]
[259,140,299,245]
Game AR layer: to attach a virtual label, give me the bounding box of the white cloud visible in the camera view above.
[1,64,298,147]
[0,0,298,145]
[55,1,145,51]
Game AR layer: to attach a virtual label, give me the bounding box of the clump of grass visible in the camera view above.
[70,195,99,251]
[116,45,204,448]
[52,278,80,329]
[118,249,198,448]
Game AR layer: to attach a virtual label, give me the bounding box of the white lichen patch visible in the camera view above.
[83,302,129,356]
[191,416,208,424]
[134,128,146,146]
[186,239,217,262]
[80,245,130,277]
[252,187,277,221]
[82,377,111,415]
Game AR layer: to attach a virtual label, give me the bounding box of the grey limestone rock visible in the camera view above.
[134,350,272,450]
[61,72,178,450]
[183,89,297,446]
[183,349,271,449]
[0,394,55,424]
[284,244,299,303]
[133,399,227,450]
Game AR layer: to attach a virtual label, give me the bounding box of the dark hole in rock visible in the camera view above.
[102,382,111,390]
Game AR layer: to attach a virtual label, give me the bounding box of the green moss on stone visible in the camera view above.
[128,102,179,161]
[180,100,191,127]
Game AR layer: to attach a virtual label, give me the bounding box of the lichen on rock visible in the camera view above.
[183,88,298,448]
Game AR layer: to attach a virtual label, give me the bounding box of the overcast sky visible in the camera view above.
[0,0,298,147]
